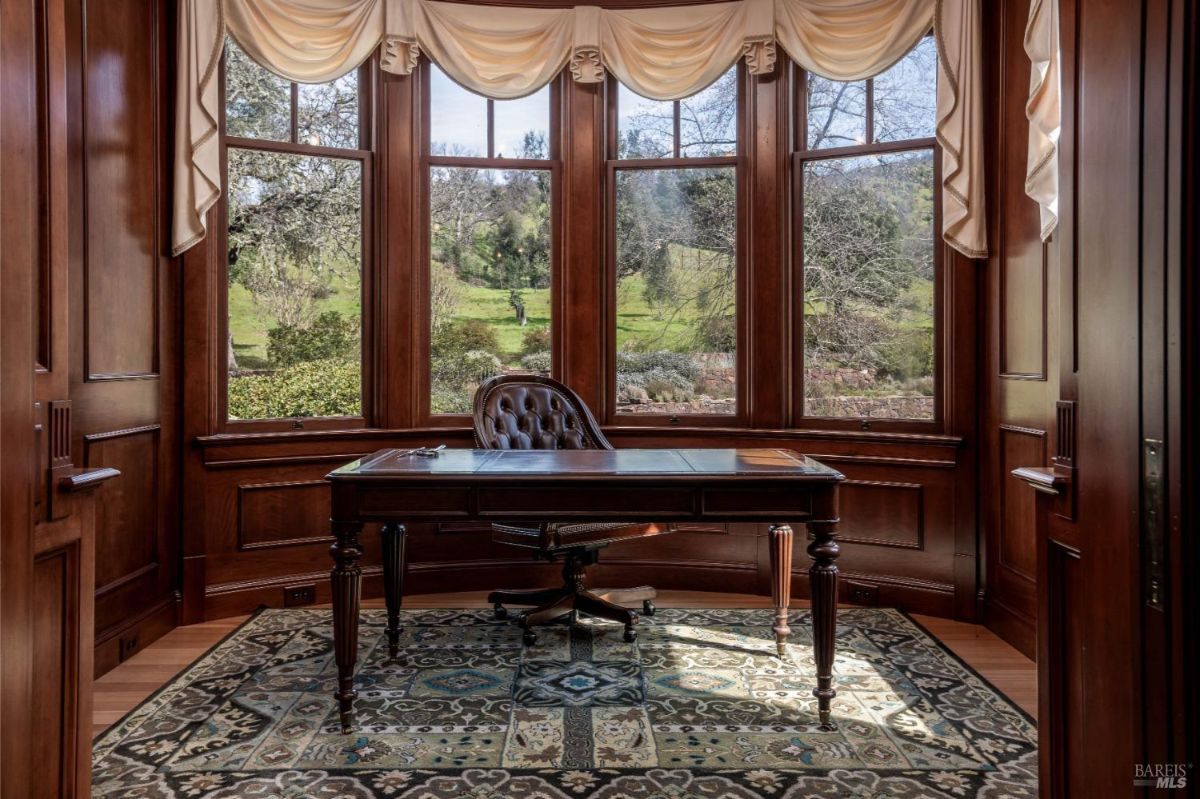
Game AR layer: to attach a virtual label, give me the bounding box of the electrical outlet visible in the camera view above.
[284,584,316,607]
[119,633,139,661]
[847,583,879,607]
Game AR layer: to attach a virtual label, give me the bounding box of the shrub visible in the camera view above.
[520,350,552,373]
[266,310,357,367]
[430,385,470,415]
[521,326,551,355]
[433,318,499,358]
[432,349,502,387]
[228,358,361,419]
[616,366,695,402]
[641,367,695,401]
[694,314,736,352]
[615,351,700,381]
[877,328,934,383]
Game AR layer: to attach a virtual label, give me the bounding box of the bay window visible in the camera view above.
[221,40,369,425]
[609,68,742,419]
[796,37,940,422]
[425,65,555,415]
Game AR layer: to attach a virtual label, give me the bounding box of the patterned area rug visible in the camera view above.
[93,607,1037,798]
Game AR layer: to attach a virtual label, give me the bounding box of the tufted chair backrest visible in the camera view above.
[472,374,612,451]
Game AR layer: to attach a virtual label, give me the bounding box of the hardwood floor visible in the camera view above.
[93,591,1037,737]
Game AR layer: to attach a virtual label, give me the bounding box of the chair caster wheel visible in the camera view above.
[642,600,656,617]
[623,626,637,643]
[493,603,508,620]
[523,629,537,646]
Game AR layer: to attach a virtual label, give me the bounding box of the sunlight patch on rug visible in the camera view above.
[92,607,1037,797]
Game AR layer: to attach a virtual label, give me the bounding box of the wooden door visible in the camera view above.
[63,0,180,675]
[1011,0,1198,794]
[2,0,119,795]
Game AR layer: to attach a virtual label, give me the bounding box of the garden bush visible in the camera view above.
[520,350,552,373]
[615,350,700,381]
[433,318,499,359]
[228,358,361,419]
[266,310,357,367]
[521,326,551,355]
[431,349,502,387]
[877,327,934,383]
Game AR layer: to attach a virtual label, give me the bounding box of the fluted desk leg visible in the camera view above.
[381,523,407,658]
[768,524,793,660]
[807,519,840,731]
[330,521,363,734]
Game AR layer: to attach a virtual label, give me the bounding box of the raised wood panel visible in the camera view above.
[32,549,70,799]
[981,0,1057,657]
[81,0,160,380]
[837,480,923,550]
[1043,540,1085,798]
[999,426,1043,584]
[238,480,332,550]
[67,0,178,673]
[999,243,1048,379]
[85,427,159,591]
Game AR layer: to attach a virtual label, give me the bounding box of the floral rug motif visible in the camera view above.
[92,607,1037,797]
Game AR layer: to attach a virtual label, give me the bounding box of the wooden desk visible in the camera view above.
[327,447,843,732]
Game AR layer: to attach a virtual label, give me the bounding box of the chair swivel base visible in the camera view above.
[488,549,655,645]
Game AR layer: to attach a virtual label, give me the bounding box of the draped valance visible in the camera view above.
[1024,0,1060,241]
[174,0,987,260]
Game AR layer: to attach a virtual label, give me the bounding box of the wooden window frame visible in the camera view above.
[216,44,376,433]
[603,64,750,428]
[416,60,564,427]
[790,57,946,434]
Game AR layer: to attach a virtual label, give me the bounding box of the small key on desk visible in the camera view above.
[412,445,445,458]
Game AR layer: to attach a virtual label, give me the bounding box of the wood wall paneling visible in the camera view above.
[238,480,333,550]
[66,0,179,675]
[80,0,160,380]
[982,0,1057,659]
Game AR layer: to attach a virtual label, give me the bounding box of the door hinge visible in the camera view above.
[1142,438,1165,609]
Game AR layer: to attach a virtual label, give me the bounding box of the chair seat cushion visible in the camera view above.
[492,521,675,551]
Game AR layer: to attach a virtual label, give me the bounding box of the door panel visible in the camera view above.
[65,0,179,673]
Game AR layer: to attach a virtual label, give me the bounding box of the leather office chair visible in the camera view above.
[472,374,672,644]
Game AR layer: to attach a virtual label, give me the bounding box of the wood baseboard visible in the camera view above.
[983,597,1036,659]
[94,594,180,678]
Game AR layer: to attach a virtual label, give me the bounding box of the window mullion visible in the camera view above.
[290,82,298,143]
[673,100,681,158]
[865,79,875,144]
[487,99,495,159]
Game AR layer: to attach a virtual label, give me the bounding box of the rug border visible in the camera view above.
[92,605,270,745]
[90,604,1036,750]
[897,608,1037,726]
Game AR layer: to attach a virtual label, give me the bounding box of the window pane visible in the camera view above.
[226,149,363,420]
[615,168,736,415]
[617,82,674,158]
[430,65,487,156]
[680,68,737,157]
[429,167,552,414]
[224,39,290,141]
[874,36,938,142]
[493,85,550,159]
[297,72,359,149]
[805,76,866,150]
[802,151,935,419]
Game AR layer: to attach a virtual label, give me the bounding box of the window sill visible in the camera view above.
[194,424,962,450]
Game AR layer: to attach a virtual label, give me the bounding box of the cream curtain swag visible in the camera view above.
[1024,0,1060,241]
[174,0,987,259]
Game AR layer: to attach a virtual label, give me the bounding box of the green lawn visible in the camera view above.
[450,282,551,363]
[229,272,362,369]
[228,264,932,371]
